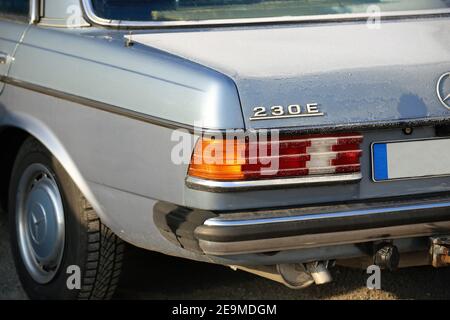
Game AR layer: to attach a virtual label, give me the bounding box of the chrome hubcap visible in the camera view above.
[16,164,65,284]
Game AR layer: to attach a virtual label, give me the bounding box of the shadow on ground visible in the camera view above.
[114,244,450,300]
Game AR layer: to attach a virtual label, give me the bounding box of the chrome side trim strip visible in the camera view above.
[199,221,450,255]
[186,173,362,192]
[2,77,450,136]
[204,200,450,226]
[0,76,196,132]
[80,0,450,29]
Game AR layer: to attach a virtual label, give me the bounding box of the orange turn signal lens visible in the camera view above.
[188,138,246,180]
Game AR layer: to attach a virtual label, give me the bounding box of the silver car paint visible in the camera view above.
[12,26,244,130]
[129,18,450,130]
[0,84,209,261]
[1,6,450,262]
[44,0,81,19]
[0,22,28,92]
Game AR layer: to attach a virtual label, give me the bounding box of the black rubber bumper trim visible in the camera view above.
[194,203,450,243]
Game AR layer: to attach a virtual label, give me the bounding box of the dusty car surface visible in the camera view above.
[1,0,450,299]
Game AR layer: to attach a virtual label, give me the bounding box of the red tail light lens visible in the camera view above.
[188,133,363,181]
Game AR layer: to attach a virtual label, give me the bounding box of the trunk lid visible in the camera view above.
[130,17,450,131]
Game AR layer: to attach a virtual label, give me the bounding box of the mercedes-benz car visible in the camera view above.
[1,0,450,300]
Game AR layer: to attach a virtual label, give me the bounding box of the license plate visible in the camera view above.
[372,138,450,182]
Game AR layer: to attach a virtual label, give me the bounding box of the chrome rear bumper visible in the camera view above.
[195,197,450,255]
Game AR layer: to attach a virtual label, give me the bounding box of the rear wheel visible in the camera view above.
[8,137,124,300]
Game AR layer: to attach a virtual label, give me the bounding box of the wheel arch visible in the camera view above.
[0,114,108,225]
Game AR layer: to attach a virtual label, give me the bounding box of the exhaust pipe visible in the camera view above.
[230,261,333,289]
[305,261,333,285]
[276,263,315,289]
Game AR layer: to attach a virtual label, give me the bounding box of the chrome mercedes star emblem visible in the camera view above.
[437,72,450,110]
[31,210,46,244]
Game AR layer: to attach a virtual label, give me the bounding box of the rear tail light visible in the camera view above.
[188,133,363,181]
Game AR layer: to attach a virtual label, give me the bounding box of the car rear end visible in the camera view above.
[87,0,450,287]
[161,126,450,286]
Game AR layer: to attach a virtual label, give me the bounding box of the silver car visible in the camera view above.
[1,0,450,299]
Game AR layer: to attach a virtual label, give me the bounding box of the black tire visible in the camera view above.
[8,137,124,300]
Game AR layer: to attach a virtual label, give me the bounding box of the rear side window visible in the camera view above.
[90,0,450,22]
[0,0,29,20]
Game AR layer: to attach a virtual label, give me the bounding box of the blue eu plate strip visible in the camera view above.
[373,143,388,181]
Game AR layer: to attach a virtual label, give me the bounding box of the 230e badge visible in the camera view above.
[250,103,324,121]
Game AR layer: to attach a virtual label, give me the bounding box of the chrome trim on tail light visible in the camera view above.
[186,172,362,192]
